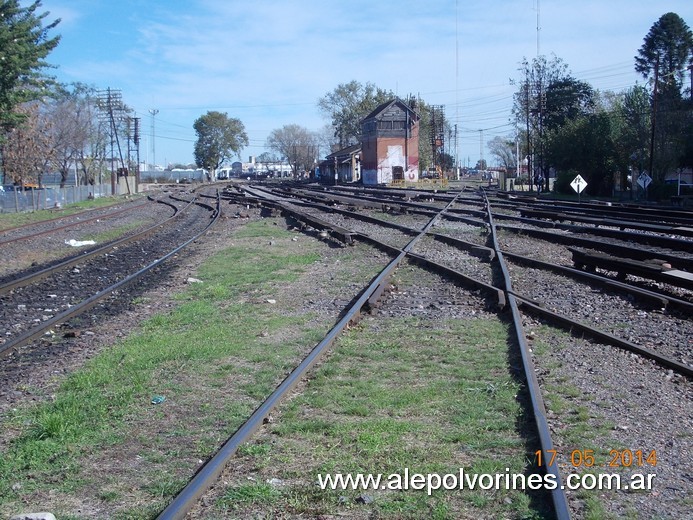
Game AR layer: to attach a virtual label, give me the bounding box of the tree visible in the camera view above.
[545,112,617,197]
[437,152,454,172]
[636,13,693,183]
[316,124,339,157]
[513,55,568,188]
[43,83,108,187]
[512,55,597,190]
[1,102,53,188]
[488,136,516,172]
[0,0,60,132]
[609,86,651,194]
[318,81,394,148]
[193,111,248,181]
[635,13,693,96]
[542,77,596,131]
[266,124,319,176]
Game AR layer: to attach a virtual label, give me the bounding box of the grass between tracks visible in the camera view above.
[213,297,552,515]
[0,217,549,520]
[0,194,144,231]
[0,219,338,519]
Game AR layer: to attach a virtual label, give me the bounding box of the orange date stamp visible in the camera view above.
[535,449,657,468]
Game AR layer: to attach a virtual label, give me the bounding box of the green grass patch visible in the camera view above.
[218,482,281,507]
[0,219,328,518]
[0,195,143,231]
[219,314,553,519]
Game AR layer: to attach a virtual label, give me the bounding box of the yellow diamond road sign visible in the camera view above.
[570,174,587,194]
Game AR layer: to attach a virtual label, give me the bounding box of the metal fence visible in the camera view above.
[0,183,113,214]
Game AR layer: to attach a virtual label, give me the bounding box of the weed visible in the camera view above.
[218,482,280,508]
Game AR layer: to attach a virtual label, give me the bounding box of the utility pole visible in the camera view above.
[455,0,460,179]
[516,124,520,178]
[97,88,126,195]
[479,129,484,169]
[430,105,444,174]
[149,109,159,172]
[525,77,532,192]
[538,80,546,192]
[133,117,141,187]
[648,55,659,184]
[454,124,458,179]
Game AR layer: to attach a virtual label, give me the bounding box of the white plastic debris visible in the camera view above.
[65,239,96,247]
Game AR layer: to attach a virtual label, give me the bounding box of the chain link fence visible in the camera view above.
[0,184,113,213]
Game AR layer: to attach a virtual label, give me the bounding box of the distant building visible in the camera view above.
[360,98,420,185]
[321,144,362,183]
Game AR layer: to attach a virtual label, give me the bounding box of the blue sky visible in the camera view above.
[38,0,692,168]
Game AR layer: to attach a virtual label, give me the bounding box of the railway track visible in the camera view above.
[0,196,152,247]
[231,185,692,375]
[0,195,182,280]
[179,182,688,518]
[157,186,572,519]
[0,181,690,519]
[0,191,220,357]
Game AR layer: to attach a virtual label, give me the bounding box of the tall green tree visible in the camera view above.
[543,77,596,131]
[635,12,692,96]
[193,111,248,181]
[317,81,394,148]
[545,112,617,197]
[635,12,693,183]
[512,55,596,189]
[609,85,651,194]
[0,0,60,132]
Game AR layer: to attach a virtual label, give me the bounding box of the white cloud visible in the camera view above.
[40,0,693,164]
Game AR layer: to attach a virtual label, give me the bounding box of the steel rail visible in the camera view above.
[256,188,692,312]
[0,196,150,243]
[298,182,459,204]
[493,214,693,253]
[155,190,464,520]
[0,194,189,296]
[496,223,693,271]
[367,199,693,377]
[363,230,693,377]
[289,198,691,378]
[512,297,692,378]
[502,250,693,314]
[244,184,571,517]
[261,188,441,214]
[517,207,693,238]
[0,192,220,359]
[259,184,491,224]
[494,192,693,226]
[229,191,506,307]
[482,189,571,520]
[239,186,481,238]
[237,188,691,309]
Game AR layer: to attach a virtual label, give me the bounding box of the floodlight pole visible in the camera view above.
[149,109,159,172]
